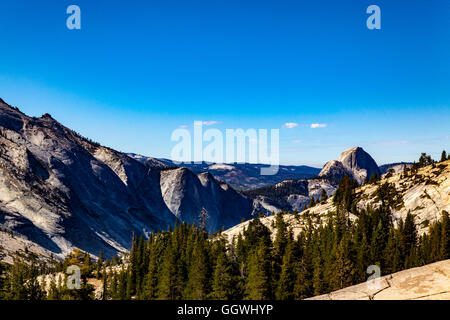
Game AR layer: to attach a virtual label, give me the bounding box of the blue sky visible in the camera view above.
[0,0,449,167]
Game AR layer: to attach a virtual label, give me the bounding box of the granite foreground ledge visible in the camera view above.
[307,259,450,300]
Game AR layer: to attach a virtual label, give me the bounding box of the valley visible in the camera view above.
[0,98,448,301]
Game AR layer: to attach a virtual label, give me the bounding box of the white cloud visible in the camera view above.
[201,121,221,126]
[310,123,327,129]
[282,122,299,129]
[179,125,188,128]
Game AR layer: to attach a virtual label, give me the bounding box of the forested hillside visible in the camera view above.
[1,201,449,300]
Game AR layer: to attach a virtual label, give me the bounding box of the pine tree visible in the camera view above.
[370,220,388,268]
[245,243,272,300]
[402,164,409,178]
[128,236,138,296]
[312,248,324,296]
[118,266,128,300]
[293,232,313,299]
[6,257,27,299]
[308,197,316,208]
[293,259,310,299]
[320,189,328,203]
[400,212,417,267]
[418,152,434,167]
[83,252,92,275]
[428,221,442,262]
[102,267,108,300]
[110,272,119,300]
[157,233,183,299]
[440,211,450,259]
[440,150,447,162]
[384,229,400,274]
[96,251,104,279]
[272,212,289,282]
[369,173,379,184]
[183,236,210,299]
[355,234,370,282]
[333,175,357,211]
[47,274,61,300]
[210,248,237,300]
[143,240,158,300]
[331,236,355,291]
[276,240,296,300]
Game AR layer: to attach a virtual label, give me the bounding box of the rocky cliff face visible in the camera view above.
[160,168,253,232]
[0,99,255,259]
[319,147,381,184]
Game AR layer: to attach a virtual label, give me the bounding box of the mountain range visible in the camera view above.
[0,98,258,259]
[128,154,321,190]
[0,97,426,261]
[223,159,450,243]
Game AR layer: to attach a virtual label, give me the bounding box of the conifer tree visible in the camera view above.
[320,189,328,203]
[272,212,289,282]
[384,229,400,274]
[5,257,27,300]
[183,236,210,299]
[293,259,309,299]
[118,266,128,300]
[333,175,357,211]
[47,274,60,300]
[355,234,370,282]
[402,164,409,178]
[312,248,324,296]
[210,248,237,300]
[97,251,104,279]
[308,197,316,208]
[110,272,119,300]
[428,221,442,262]
[440,211,450,259]
[102,267,108,300]
[157,232,184,300]
[128,236,139,296]
[143,239,158,300]
[400,212,417,267]
[332,236,355,291]
[245,243,272,300]
[276,240,296,300]
[370,220,388,268]
[369,173,379,184]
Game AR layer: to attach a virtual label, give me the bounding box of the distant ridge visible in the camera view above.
[129,154,321,190]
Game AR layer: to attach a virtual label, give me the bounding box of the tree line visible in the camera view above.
[1,206,449,300]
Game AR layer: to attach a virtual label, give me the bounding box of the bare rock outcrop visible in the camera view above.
[308,259,450,300]
[319,147,381,184]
